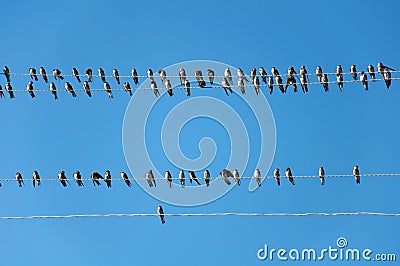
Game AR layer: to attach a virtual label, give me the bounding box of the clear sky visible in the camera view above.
[0,0,399,265]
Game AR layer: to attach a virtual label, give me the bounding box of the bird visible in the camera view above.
[259,67,268,83]
[48,82,58,99]
[3,66,10,82]
[285,76,297,92]
[146,170,156,187]
[0,85,4,98]
[6,83,14,99]
[151,80,160,97]
[65,82,77,97]
[53,69,64,80]
[58,171,68,187]
[253,76,260,95]
[188,171,201,185]
[158,69,167,85]
[224,68,233,85]
[368,64,376,81]
[165,171,172,188]
[15,172,24,187]
[207,69,214,85]
[194,70,206,87]
[268,76,274,94]
[104,170,112,188]
[98,68,106,83]
[287,66,297,78]
[285,167,295,185]
[29,68,38,80]
[179,170,185,188]
[316,66,323,82]
[350,64,357,80]
[83,81,92,97]
[322,74,329,92]
[299,65,309,93]
[104,82,113,98]
[319,166,325,186]
[165,79,173,96]
[73,171,84,186]
[147,69,154,81]
[157,205,165,224]
[237,68,249,82]
[222,77,233,96]
[132,68,139,84]
[336,65,344,91]
[238,78,245,94]
[377,62,395,76]
[85,68,93,82]
[274,168,280,186]
[232,169,240,186]
[250,68,257,82]
[204,170,210,187]
[179,68,186,85]
[121,172,131,187]
[383,69,391,89]
[254,168,261,187]
[113,69,120,84]
[123,82,132,96]
[91,172,103,186]
[31,170,41,187]
[40,67,48,83]
[72,68,81,82]
[360,71,368,90]
[27,81,35,98]
[353,165,360,184]
[220,169,232,185]
[271,67,285,93]
[184,79,191,96]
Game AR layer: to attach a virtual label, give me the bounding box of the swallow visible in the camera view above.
[132,68,139,84]
[237,68,249,82]
[253,76,260,95]
[58,171,68,187]
[383,69,391,89]
[316,66,323,82]
[151,80,160,97]
[232,169,240,186]
[72,68,81,82]
[194,70,206,87]
[121,81,132,96]
[3,66,10,82]
[285,167,295,185]
[83,81,92,97]
[91,172,103,186]
[299,65,309,93]
[220,169,232,185]
[179,68,186,85]
[146,169,156,187]
[6,83,14,99]
[179,170,185,188]
[254,168,261,187]
[65,82,77,97]
[184,79,191,96]
[157,205,165,224]
[288,66,297,78]
[147,68,154,81]
[285,76,297,92]
[0,85,3,98]
[368,64,375,81]
[224,68,233,85]
[353,165,360,184]
[360,71,368,90]
[157,69,166,85]
[238,78,245,94]
[27,81,35,98]
[40,67,48,83]
[204,170,210,187]
[267,76,274,94]
[207,69,214,85]
[165,171,172,188]
[350,64,357,80]
[250,68,257,83]
[165,79,173,96]
[104,82,113,98]
[271,67,285,93]
[73,171,84,186]
[85,68,93,82]
[113,69,120,84]
[15,172,24,187]
[53,69,64,80]
[121,172,131,187]
[188,171,201,185]
[319,166,325,186]
[336,65,343,91]
[222,77,233,96]
[259,67,268,83]
[104,170,112,188]
[322,73,329,92]
[33,170,41,187]
[29,68,38,80]
[377,62,395,76]
[274,168,280,186]
[47,82,57,99]
[98,68,106,83]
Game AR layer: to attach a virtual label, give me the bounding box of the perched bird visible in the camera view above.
[65,82,77,97]
[316,66,323,82]
[350,64,357,80]
[184,79,191,96]
[146,170,156,187]
[274,168,280,186]
[6,83,14,99]
[104,170,112,188]
[158,69,167,85]
[73,171,84,186]
[322,73,329,92]
[259,67,268,83]
[91,172,103,186]
[58,171,68,187]
[49,82,58,99]
[285,76,297,92]
[237,68,249,82]
[319,166,325,186]
[353,165,360,184]
[285,167,295,185]
[27,81,35,98]
[204,170,210,187]
[123,82,132,96]
[32,170,41,187]
[287,66,297,78]
[165,79,173,96]
[98,68,106,83]
[383,69,391,89]
[299,65,309,93]
[0,85,4,98]
[179,68,186,85]
[271,67,285,93]
[188,171,201,185]
[29,68,38,80]
[220,169,232,185]
[83,81,92,97]
[151,80,160,97]
[268,76,274,94]
[165,171,172,188]
[232,169,240,186]
[113,69,120,84]
[224,68,233,85]
[72,68,81,83]
[194,70,206,87]
[131,68,139,84]
[250,68,257,83]
[157,205,165,224]
[336,65,344,91]
[222,77,233,96]
[104,82,113,98]
[368,64,375,81]
[377,62,395,76]
[121,172,131,187]
[40,67,48,83]
[147,68,154,81]
[207,69,214,85]
[253,76,260,95]
[238,78,245,94]
[3,66,10,82]
[53,69,64,80]
[360,71,368,90]
[85,68,93,82]
[254,168,261,187]
[179,170,185,188]
[15,172,24,187]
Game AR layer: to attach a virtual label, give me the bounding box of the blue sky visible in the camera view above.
[0,0,399,265]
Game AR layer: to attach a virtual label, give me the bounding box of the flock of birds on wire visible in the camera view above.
[0,62,396,99]
[1,165,362,188]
